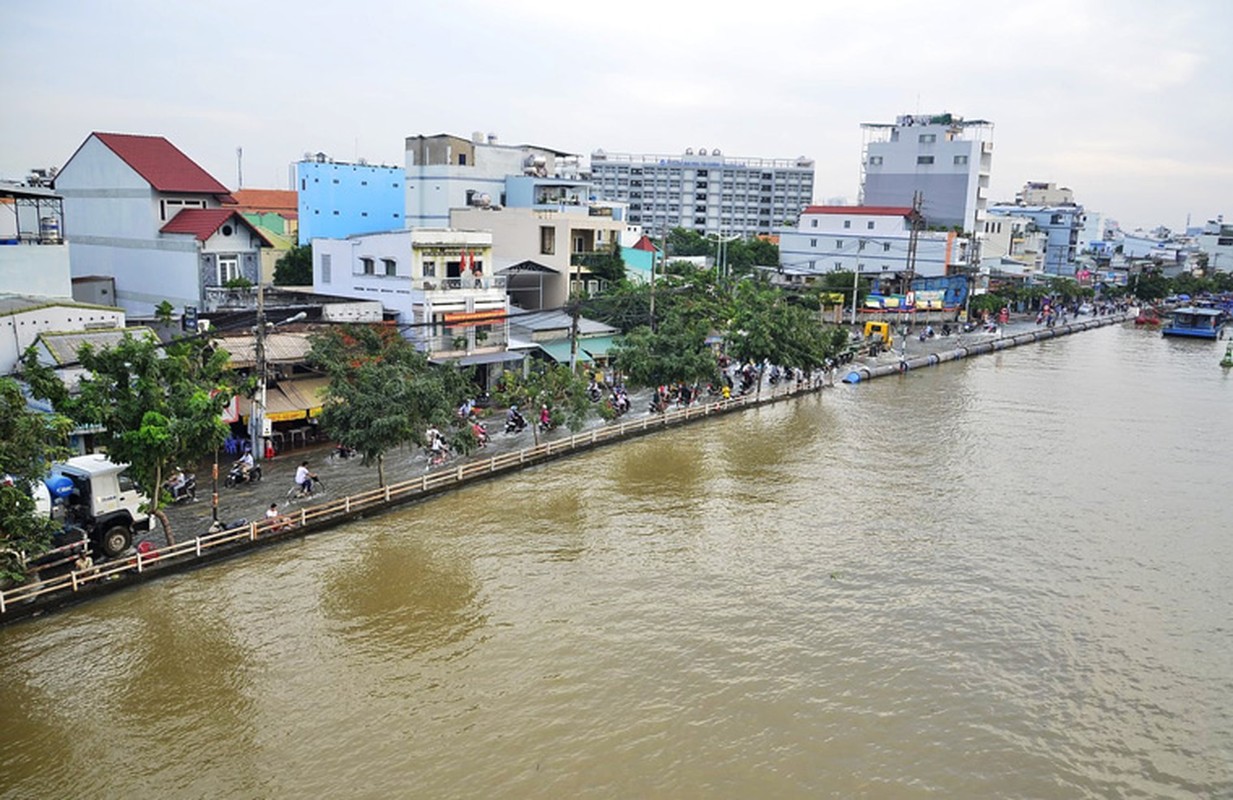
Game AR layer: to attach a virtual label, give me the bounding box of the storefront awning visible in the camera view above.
[236,377,330,423]
[431,350,527,367]
[536,339,591,365]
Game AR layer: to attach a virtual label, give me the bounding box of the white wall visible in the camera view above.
[0,303,125,375]
[0,243,71,297]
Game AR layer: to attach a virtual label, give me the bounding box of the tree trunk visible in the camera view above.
[154,508,175,547]
[377,453,385,487]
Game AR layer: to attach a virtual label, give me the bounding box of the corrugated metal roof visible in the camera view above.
[35,327,156,365]
[216,331,314,367]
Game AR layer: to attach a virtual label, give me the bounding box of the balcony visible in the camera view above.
[418,275,507,293]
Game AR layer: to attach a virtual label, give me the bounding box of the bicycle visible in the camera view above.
[286,475,325,502]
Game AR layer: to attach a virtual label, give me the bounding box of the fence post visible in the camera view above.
[250,521,258,541]
[457,465,464,482]
[0,589,5,614]
[71,571,79,592]
[136,550,144,573]
[195,537,202,557]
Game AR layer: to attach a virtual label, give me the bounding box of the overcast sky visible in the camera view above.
[2,0,1228,231]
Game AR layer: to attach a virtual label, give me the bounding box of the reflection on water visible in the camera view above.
[1,325,1231,798]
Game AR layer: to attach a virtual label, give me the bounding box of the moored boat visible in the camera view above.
[1161,307,1226,339]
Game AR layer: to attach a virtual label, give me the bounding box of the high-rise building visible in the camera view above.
[859,113,993,233]
[589,148,815,237]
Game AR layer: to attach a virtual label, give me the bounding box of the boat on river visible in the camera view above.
[1161,307,1226,339]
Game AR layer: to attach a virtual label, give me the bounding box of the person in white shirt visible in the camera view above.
[294,461,316,495]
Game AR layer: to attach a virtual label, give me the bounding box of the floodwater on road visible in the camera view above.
[1,323,1230,798]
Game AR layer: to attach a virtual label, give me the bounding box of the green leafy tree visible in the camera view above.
[611,315,718,391]
[726,279,839,389]
[1133,271,1170,302]
[155,300,176,326]
[492,363,592,444]
[309,325,470,485]
[274,245,313,286]
[0,378,73,581]
[25,333,233,545]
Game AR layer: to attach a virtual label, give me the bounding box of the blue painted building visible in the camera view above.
[987,203,1085,276]
[297,156,404,244]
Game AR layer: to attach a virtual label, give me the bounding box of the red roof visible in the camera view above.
[631,234,660,252]
[160,208,272,245]
[92,132,233,197]
[802,205,914,217]
[232,189,298,216]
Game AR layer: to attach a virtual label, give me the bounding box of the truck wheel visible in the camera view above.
[99,525,132,558]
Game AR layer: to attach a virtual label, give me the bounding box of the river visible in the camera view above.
[2,323,1230,799]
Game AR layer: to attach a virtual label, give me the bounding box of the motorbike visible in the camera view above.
[164,472,196,503]
[504,413,527,434]
[471,422,490,447]
[223,462,262,488]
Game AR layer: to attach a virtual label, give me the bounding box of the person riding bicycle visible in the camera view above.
[293,461,317,496]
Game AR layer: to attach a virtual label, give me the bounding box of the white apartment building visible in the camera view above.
[1016,181,1073,206]
[312,229,521,379]
[449,204,626,311]
[778,206,970,282]
[979,214,1045,276]
[1198,216,1233,272]
[860,112,993,233]
[589,148,815,237]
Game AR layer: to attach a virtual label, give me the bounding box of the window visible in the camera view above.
[216,255,239,284]
[858,240,866,251]
[160,198,206,221]
[868,156,883,166]
[423,261,436,278]
[883,242,891,252]
[321,254,331,283]
[867,221,875,229]
[382,258,396,276]
[459,154,467,166]
[954,155,969,165]
[835,262,843,269]
[810,218,818,228]
[836,239,844,249]
[118,469,138,493]
[810,238,817,247]
[361,257,375,275]
[919,133,936,143]
[540,226,556,255]
[917,156,935,165]
[843,220,851,229]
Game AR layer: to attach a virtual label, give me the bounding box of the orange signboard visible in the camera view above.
[443,310,507,325]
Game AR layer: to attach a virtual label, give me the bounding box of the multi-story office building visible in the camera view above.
[860,113,993,233]
[589,148,815,237]
[296,154,405,244]
[1197,216,1233,272]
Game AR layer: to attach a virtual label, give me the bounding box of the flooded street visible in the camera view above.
[2,323,1230,798]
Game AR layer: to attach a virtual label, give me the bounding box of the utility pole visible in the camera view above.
[568,299,580,374]
[905,190,923,294]
[250,280,267,461]
[650,227,665,332]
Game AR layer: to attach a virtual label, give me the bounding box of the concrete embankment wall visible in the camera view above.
[841,314,1130,384]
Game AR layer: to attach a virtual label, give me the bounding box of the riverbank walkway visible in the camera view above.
[1,309,1133,623]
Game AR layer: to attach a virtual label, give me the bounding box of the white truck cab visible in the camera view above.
[50,455,152,558]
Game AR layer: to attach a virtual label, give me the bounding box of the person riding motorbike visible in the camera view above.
[235,449,254,479]
[505,405,527,433]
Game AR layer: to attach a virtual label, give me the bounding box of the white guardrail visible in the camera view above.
[1,383,817,616]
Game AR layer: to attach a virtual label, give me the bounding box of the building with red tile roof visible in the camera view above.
[55,132,268,317]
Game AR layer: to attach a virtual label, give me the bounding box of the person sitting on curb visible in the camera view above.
[265,502,291,532]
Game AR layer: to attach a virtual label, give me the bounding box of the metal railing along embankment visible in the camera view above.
[0,381,820,622]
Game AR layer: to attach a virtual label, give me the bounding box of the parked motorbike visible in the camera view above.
[223,463,262,488]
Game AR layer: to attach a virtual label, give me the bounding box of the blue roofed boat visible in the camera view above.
[1161,306,1226,340]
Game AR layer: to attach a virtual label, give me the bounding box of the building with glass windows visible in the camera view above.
[588,148,814,237]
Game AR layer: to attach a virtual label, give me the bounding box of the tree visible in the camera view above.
[274,245,313,286]
[610,315,718,391]
[0,378,73,581]
[492,363,593,444]
[24,332,232,545]
[574,240,628,284]
[309,325,470,485]
[726,279,840,387]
